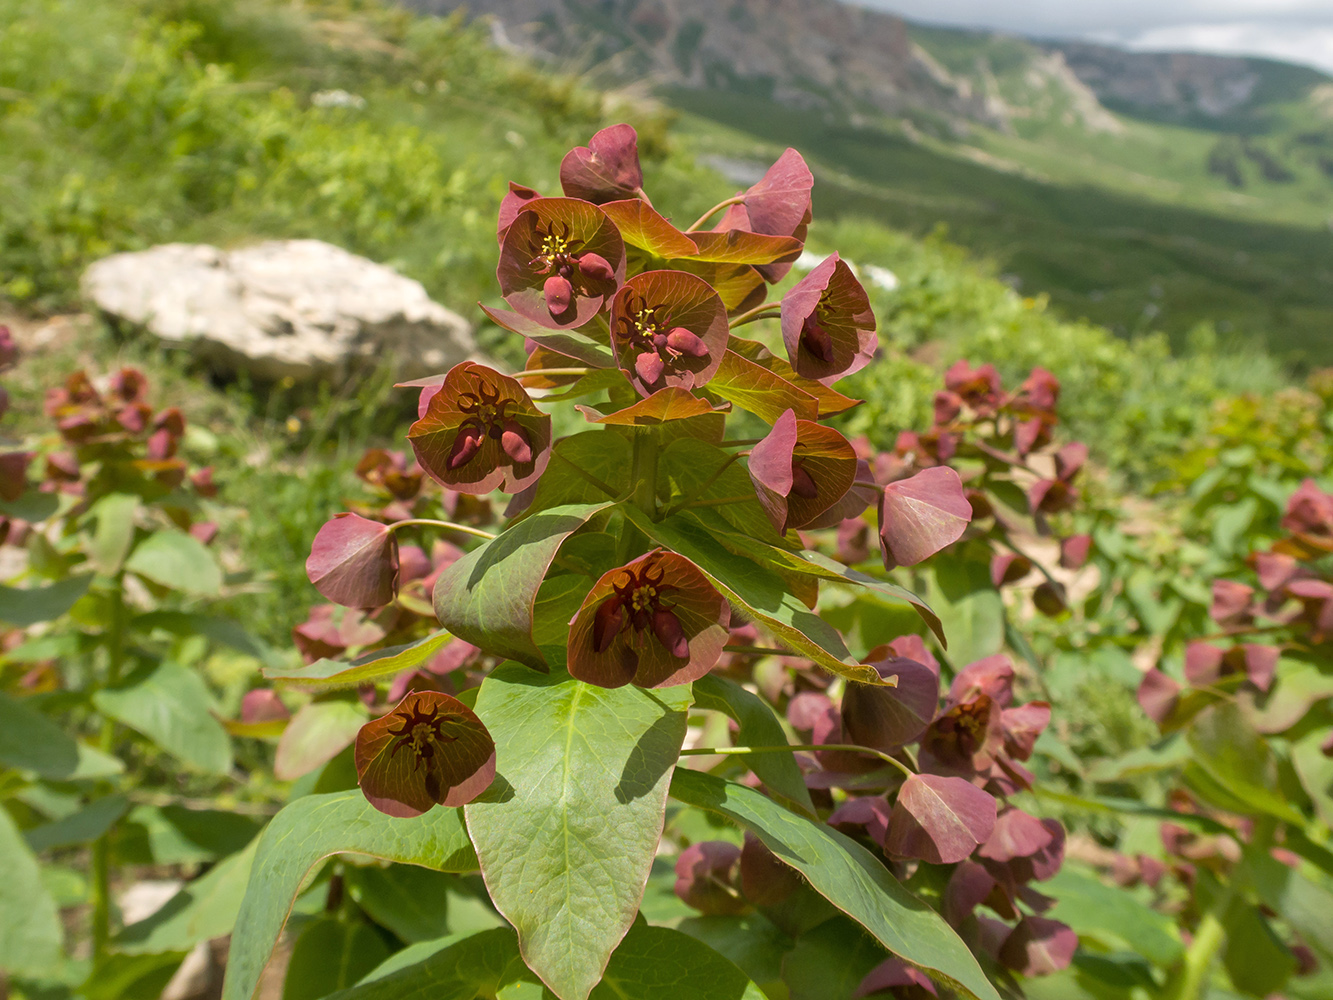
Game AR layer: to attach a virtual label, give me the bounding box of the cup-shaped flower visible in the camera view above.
[498,197,626,329]
[567,549,729,688]
[841,642,940,752]
[674,841,746,915]
[747,409,857,535]
[780,254,876,383]
[714,148,813,282]
[407,362,552,495]
[885,773,998,865]
[609,271,728,397]
[306,512,399,609]
[878,466,972,570]
[559,123,645,204]
[354,691,496,817]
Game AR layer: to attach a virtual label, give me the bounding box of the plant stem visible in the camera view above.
[681,743,915,780]
[719,438,763,448]
[388,519,496,541]
[660,453,745,520]
[685,195,745,233]
[728,304,782,330]
[723,644,793,657]
[630,431,660,519]
[91,584,126,963]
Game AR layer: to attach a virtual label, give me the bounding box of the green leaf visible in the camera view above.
[264,631,454,691]
[133,611,277,664]
[1186,701,1306,824]
[0,689,81,778]
[1222,902,1295,996]
[669,769,999,1000]
[124,803,262,864]
[93,661,233,775]
[658,438,783,546]
[676,913,793,999]
[88,493,140,575]
[481,305,616,369]
[344,864,456,943]
[117,836,258,954]
[1293,729,1333,828]
[692,674,814,817]
[781,916,886,1000]
[79,951,188,1000]
[1043,866,1182,965]
[464,665,692,1000]
[588,922,768,999]
[221,790,477,1000]
[24,793,129,852]
[434,503,610,671]
[924,553,1004,668]
[273,699,367,781]
[124,530,222,595]
[0,805,64,976]
[0,489,58,521]
[623,508,881,685]
[0,574,93,626]
[283,917,390,1000]
[708,350,818,424]
[525,435,631,514]
[332,928,520,1000]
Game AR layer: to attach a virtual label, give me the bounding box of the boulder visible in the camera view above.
[82,240,476,383]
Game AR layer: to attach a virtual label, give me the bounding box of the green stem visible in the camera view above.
[91,583,126,963]
[388,519,496,541]
[723,645,793,657]
[681,743,915,780]
[630,431,660,519]
[513,368,590,380]
[685,195,745,233]
[1164,817,1277,1000]
[728,304,782,330]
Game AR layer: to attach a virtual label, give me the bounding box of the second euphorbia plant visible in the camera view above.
[226,126,1070,1000]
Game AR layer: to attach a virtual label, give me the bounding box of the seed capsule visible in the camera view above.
[593,598,625,653]
[666,327,709,358]
[652,608,689,659]
[500,421,534,464]
[543,275,573,316]
[447,428,483,469]
[790,460,819,499]
[801,316,834,362]
[577,252,615,282]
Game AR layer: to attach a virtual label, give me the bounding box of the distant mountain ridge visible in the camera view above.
[405,0,1330,136]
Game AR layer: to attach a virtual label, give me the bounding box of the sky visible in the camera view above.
[860,1,1333,74]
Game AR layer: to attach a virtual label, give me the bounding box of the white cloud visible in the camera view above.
[1104,22,1333,74]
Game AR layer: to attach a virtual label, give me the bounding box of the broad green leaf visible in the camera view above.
[24,793,129,852]
[221,790,477,1000]
[782,916,886,1000]
[1222,902,1295,996]
[0,574,92,626]
[0,689,81,778]
[331,928,520,1000]
[124,530,222,595]
[117,836,258,954]
[525,435,631,513]
[1186,702,1305,824]
[283,917,390,1000]
[480,305,617,369]
[599,199,700,258]
[0,489,58,521]
[93,661,232,775]
[465,665,692,1000]
[0,805,63,976]
[79,951,188,1000]
[658,438,783,546]
[1252,857,1333,967]
[693,674,814,817]
[264,631,454,691]
[585,922,768,999]
[623,508,881,685]
[273,699,367,781]
[676,913,792,999]
[345,864,453,943]
[88,493,139,575]
[124,803,262,864]
[434,503,610,671]
[1293,729,1333,828]
[669,769,999,1000]
[1043,866,1182,965]
[924,553,1004,668]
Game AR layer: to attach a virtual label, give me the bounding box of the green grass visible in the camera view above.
[668,87,1333,365]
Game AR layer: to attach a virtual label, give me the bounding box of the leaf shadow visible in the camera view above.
[471,772,515,804]
[614,692,687,805]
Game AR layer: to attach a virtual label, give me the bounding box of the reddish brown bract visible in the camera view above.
[780,254,876,383]
[609,271,729,397]
[559,123,646,205]
[497,197,626,329]
[407,362,551,495]
[747,409,858,534]
[567,550,729,688]
[355,691,496,818]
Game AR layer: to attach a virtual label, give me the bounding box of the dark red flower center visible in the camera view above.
[592,558,689,659]
[527,221,613,319]
[800,301,834,363]
[449,377,535,470]
[790,457,819,499]
[387,703,459,768]
[615,294,710,386]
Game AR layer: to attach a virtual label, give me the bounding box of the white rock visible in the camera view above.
[82,241,476,383]
[864,264,900,292]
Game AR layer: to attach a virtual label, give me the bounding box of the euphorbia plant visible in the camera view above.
[230,127,1078,1000]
